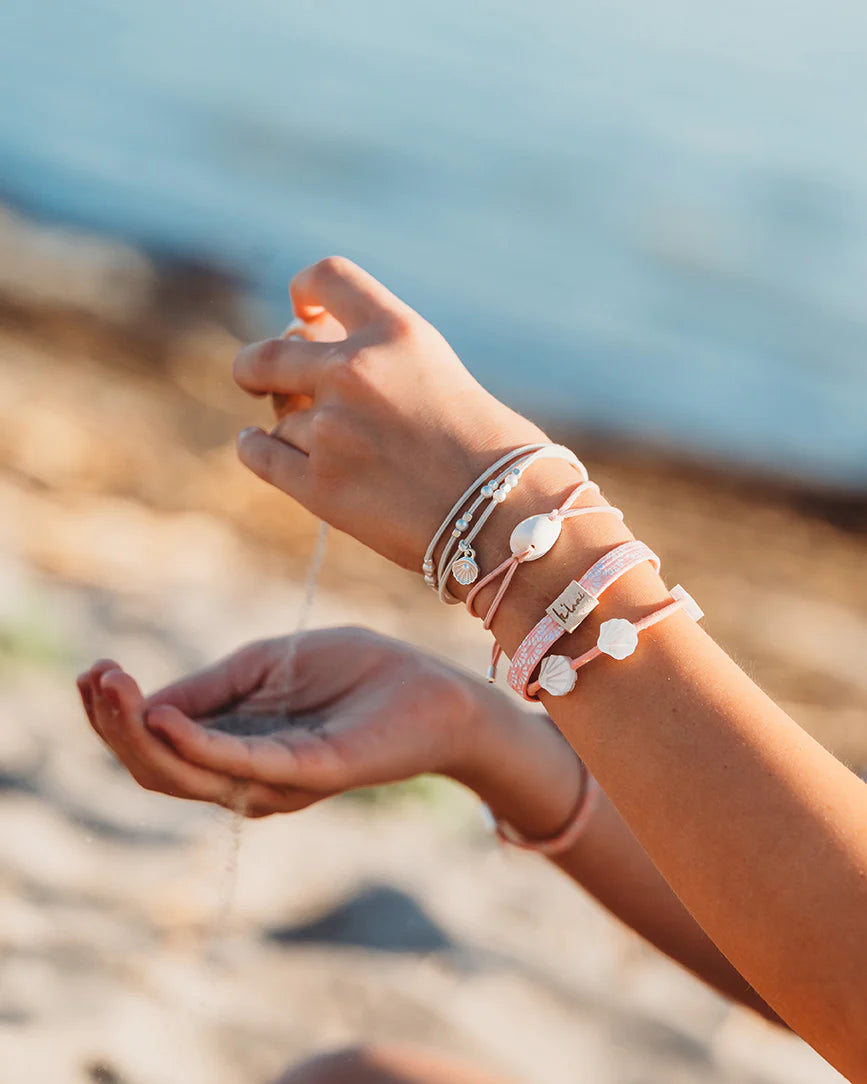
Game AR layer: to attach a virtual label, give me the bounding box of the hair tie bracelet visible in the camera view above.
[436,444,588,605]
[507,540,661,701]
[465,481,625,681]
[422,443,547,592]
[481,761,599,856]
[527,585,704,699]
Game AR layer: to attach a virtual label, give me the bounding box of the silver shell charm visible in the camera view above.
[537,655,578,696]
[597,618,639,660]
[450,554,480,586]
[509,513,563,562]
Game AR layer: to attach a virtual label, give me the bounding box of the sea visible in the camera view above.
[1,0,865,487]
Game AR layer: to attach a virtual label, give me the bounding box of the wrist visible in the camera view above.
[447,679,585,841]
[447,458,671,683]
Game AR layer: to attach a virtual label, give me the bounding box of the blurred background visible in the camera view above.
[0,1,864,1081]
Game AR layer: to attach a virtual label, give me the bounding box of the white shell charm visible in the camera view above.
[537,655,578,696]
[450,549,480,586]
[597,618,639,660]
[509,513,563,562]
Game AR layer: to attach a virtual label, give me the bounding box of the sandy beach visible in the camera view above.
[0,208,863,1082]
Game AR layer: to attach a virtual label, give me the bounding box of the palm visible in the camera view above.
[141,627,465,811]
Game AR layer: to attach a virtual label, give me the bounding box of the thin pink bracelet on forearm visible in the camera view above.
[507,540,661,701]
[526,585,704,700]
[465,480,624,680]
[482,760,600,857]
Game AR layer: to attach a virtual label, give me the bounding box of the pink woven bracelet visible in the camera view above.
[527,585,704,699]
[507,540,661,701]
[483,762,599,857]
[465,481,624,681]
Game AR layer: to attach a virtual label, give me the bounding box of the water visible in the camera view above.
[1,0,866,486]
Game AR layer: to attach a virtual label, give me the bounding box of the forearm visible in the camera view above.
[452,459,867,1078]
[453,697,782,1024]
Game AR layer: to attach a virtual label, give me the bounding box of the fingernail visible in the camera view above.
[238,426,263,442]
[103,686,121,713]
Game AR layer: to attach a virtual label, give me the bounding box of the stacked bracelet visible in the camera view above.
[422,443,546,593]
[528,585,704,699]
[465,480,625,681]
[507,540,661,701]
[422,443,588,604]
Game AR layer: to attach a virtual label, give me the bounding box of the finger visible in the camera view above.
[76,672,95,726]
[86,658,123,738]
[236,426,310,502]
[271,391,314,421]
[233,337,334,398]
[145,707,304,784]
[145,642,276,718]
[96,669,263,806]
[290,256,406,333]
[145,706,310,814]
[270,409,316,455]
[283,308,347,344]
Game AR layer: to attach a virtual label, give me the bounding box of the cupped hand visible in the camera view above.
[76,627,481,818]
[233,257,548,570]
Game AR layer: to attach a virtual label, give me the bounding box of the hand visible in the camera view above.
[233,257,549,570]
[77,627,489,818]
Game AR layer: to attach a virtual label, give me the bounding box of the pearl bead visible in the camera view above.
[456,517,469,531]
[493,491,507,503]
[510,467,521,477]
[481,484,495,498]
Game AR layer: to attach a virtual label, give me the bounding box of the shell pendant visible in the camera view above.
[450,546,479,586]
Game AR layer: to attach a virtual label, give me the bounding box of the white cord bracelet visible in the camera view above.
[422,443,546,594]
[436,444,587,604]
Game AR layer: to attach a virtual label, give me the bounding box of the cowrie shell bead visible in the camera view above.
[509,514,563,561]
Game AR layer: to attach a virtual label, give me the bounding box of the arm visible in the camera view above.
[230,257,867,1078]
[455,688,783,1024]
[77,631,778,1022]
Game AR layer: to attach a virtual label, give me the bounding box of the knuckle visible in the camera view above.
[314,254,355,282]
[381,308,416,339]
[308,408,340,446]
[250,337,284,379]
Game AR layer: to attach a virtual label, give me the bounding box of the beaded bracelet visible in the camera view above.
[527,585,704,699]
[435,444,587,604]
[465,480,624,681]
[422,443,546,591]
[481,760,599,856]
[507,540,661,700]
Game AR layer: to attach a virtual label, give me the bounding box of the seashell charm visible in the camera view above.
[450,554,480,586]
[597,618,639,660]
[509,513,563,562]
[537,654,578,696]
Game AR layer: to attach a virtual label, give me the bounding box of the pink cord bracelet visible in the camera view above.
[507,540,661,701]
[465,481,624,681]
[482,760,599,856]
[527,585,704,699]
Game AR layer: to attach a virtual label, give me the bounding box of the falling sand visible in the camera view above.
[207,521,330,956]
